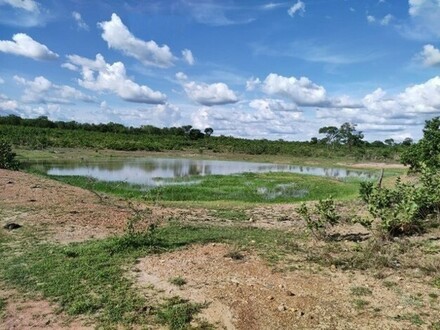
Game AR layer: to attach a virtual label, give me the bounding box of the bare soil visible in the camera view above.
[1,169,439,329]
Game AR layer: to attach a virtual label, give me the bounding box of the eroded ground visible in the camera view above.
[0,169,439,329]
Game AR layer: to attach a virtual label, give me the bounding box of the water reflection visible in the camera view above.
[42,157,375,186]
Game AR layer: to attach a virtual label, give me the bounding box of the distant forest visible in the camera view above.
[0,115,411,160]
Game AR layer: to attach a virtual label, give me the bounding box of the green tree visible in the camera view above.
[0,141,19,170]
[401,117,440,171]
[339,122,364,149]
[204,127,214,137]
[318,126,340,146]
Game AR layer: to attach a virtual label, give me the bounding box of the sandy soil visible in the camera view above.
[1,169,439,329]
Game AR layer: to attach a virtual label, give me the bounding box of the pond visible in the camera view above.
[32,157,376,187]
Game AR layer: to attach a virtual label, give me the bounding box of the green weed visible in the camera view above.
[169,276,187,287]
[156,296,205,330]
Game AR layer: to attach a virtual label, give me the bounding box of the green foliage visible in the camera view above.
[297,197,340,239]
[0,115,401,161]
[401,117,440,171]
[169,276,187,287]
[0,141,19,170]
[156,297,204,330]
[359,181,374,203]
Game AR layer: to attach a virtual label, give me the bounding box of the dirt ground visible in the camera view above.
[0,169,439,329]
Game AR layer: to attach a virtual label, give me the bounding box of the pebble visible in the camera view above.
[277,304,287,312]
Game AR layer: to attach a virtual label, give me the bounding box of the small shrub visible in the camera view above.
[169,276,187,287]
[297,197,339,240]
[350,286,372,296]
[0,141,19,170]
[156,297,204,330]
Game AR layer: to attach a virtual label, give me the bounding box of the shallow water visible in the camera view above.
[35,157,375,187]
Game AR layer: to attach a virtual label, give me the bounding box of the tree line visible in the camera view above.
[0,115,412,160]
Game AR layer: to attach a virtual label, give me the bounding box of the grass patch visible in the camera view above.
[350,286,373,296]
[395,313,424,326]
[156,296,205,330]
[433,277,440,289]
[208,209,248,221]
[0,297,6,315]
[169,276,187,287]
[353,299,370,310]
[0,223,299,327]
[43,171,363,204]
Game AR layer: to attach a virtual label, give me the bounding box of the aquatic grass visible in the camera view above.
[45,172,363,203]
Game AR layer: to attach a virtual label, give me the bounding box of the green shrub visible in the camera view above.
[0,141,19,170]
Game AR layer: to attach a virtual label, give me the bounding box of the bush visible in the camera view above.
[297,196,339,239]
[0,141,19,170]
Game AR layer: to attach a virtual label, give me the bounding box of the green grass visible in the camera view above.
[0,223,300,328]
[350,286,373,296]
[169,276,187,287]
[44,171,363,204]
[156,296,205,330]
[0,297,6,315]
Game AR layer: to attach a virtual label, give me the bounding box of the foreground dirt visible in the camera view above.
[1,169,439,329]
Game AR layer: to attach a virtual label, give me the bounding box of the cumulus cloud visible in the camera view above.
[182,49,195,65]
[419,44,440,67]
[64,53,166,104]
[14,75,95,104]
[246,77,261,91]
[176,72,238,106]
[262,73,327,106]
[0,33,58,60]
[0,0,39,12]
[405,0,440,39]
[98,13,175,68]
[72,11,89,30]
[249,98,300,112]
[367,15,376,23]
[287,1,305,17]
[0,93,18,112]
[0,77,4,84]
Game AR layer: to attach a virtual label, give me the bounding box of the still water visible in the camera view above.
[40,157,375,187]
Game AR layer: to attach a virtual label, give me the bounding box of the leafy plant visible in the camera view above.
[156,297,205,330]
[297,196,339,239]
[169,276,187,287]
[0,141,19,170]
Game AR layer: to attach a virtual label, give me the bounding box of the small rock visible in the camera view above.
[7,181,13,184]
[3,223,22,230]
[268,296,274,300]
[277,304,287,312]
[299,311,305,317]
[286,290,295,296]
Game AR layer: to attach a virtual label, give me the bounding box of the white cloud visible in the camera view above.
[98,13,175,68]
[14,75,95,104]
[0,33,58,60]
[72,11,89,31]
[182,49,195,65]
[65,53,166,104]
[367,14,393,25]
[405,0,440,39]
[249,98,300,112]
[380,14,393,25]
[176,72,238,106]
[419,44,440,67]
[0,94,18,111]
[246,77,261,91]
[262,73,327,106]
[288,1,305,17]
[0,0,39,12]
[0,77,4,84]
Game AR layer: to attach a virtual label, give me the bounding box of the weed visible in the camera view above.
[169,276,187,287]
[0,297,6,316]
[433,277,440,289]
[156,296,205,330]
[209,209,248,221]
[224,250,245,260]
[350,286,373,296]
[395,313,424,326]
[353,299,370,310]
[428,293,438,299]
[297,196,340,240]
[383,281,398,289]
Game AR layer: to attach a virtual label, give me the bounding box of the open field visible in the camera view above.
[1,149,439,329]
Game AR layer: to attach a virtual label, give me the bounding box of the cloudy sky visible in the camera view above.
[1,0,440,141]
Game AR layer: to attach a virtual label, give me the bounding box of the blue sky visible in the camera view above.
[1,0,440,141]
